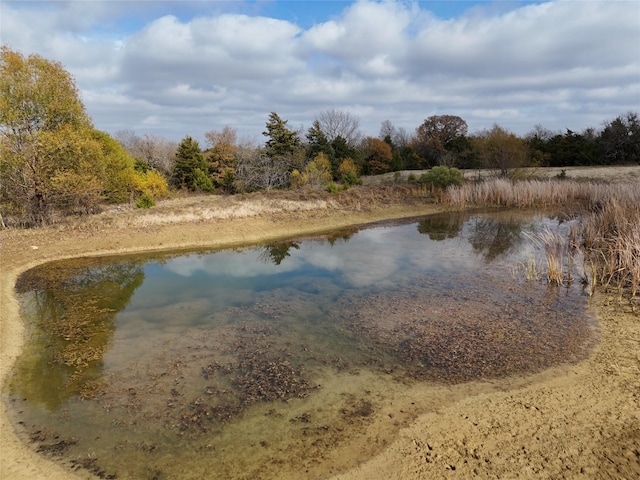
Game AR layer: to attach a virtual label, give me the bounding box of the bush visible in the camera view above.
[419,166,463,189]
[136,192,155,209]
[305,153,333,187]
[133,169,169,199]
[192,168,215,193]
[290,169,305,189]
[338,158,362,186]
[326,181,340,194]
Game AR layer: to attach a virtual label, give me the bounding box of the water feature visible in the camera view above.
[5,211,596,479]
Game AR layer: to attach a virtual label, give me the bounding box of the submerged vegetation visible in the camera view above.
[9,213,598,480]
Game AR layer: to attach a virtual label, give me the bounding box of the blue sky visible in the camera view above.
[1,1,638,144]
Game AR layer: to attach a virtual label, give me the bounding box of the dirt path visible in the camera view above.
[1,193,639,479]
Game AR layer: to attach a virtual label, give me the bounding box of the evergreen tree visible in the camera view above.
[263,112,300,158]
[306,120,334,161]
[172,136,214,192]
[330,135,360,177]
[599,112,640,164]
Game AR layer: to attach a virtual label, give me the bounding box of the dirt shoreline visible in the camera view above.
[1,195,639,479]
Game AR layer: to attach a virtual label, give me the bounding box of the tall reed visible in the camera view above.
[524,226,580,287]
[445,178,629,210]
[581,197,640,297]
[447,179,640,296]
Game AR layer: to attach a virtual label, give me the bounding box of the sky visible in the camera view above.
[1,0,639,145]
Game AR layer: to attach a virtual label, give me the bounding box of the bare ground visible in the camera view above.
[1,174,639,479]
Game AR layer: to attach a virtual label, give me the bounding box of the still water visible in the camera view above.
[6,211,596,479]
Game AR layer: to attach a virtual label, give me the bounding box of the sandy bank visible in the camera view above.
[1,194,638,479]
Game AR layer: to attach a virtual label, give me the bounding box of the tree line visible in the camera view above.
[2,46,638,226]
[134,109,638,196]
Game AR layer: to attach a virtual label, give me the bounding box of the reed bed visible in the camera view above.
[445,178,633,210]
[447,179,640,296]
[581,197,640,297]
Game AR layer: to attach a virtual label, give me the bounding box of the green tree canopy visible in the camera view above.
[0,46,90,137]
[263,112,300,158]
[306,119,334,161]
[599,112,640,165]
[0,47,152,226]
[172,136,214,192]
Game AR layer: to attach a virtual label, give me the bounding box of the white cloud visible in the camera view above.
[1,0,638,141]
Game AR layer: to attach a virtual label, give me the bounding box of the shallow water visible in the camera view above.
[6,211,596,479]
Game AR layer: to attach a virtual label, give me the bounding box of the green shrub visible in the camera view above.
[192,168,215,193]
[341,170,361,186]
[418,166,463,189]
[136,192,155,209]
[338,158,361,186]
[326,181,340,193]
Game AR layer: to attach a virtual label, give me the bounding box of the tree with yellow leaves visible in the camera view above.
[0,47,166,225]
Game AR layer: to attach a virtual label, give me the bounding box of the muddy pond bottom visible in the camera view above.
[6,212,597,479]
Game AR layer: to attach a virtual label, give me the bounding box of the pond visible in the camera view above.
[5,211,597,480]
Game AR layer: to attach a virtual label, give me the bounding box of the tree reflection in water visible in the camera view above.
[259,241,300,265]
[417,212,466,241]
[468,215,527,261]
[11,260,145,410]
[5,214,594,480]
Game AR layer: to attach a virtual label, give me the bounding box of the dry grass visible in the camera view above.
[51,185,431,233]
[582,198,640,297]
[362,166,640,186]
[444,178,617,210]
[524,226,581,287]
[447,178,640,297]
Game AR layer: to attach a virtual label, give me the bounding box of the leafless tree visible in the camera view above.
[234,147,292,191]
[204,126,237,149]
[316,109,362,146]
[379,120,413,149]
[379,120,395,141]
[393,127,412,149]
[525,124,557,141]
[116,130,178,176]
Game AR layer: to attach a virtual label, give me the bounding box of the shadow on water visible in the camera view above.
[5,211,597,480]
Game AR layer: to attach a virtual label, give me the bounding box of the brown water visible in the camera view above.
[6,211,597,480]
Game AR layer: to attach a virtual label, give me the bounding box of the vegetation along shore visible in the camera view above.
[1,45,639,479]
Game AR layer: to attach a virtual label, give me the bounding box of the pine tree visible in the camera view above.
[172,136,214,191]
[263,112,300,158]
[306,120,334,161]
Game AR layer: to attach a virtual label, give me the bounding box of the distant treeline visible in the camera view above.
[119,110,639,195]
[1,46,638,227]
